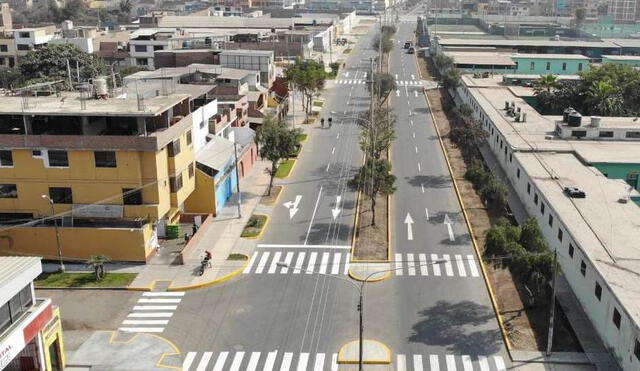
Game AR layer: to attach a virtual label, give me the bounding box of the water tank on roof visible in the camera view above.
[591,116,602,127]
[94,77,108,97]
[563,107,575,123]
[568,112,582,127]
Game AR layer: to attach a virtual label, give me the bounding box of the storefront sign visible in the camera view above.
[0,329,25,369]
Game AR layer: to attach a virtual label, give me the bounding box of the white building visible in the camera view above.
[455,74,640,370]
[128,29,177,69]
[219,49,275,87]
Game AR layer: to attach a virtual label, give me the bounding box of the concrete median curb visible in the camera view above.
[242,214,270,240]
[166,254,251,292]
[348,265,391,282]
[337,339,391,364]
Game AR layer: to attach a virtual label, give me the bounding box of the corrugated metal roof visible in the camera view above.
[0,256,41,289]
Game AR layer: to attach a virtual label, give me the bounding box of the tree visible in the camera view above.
[433,54,454,72]
[284,59,327,121]
[358,107,396,160]
[257,115,300,195]
[372,34,394,54]
[366,72,397,104]
[533,74,559,94]
[348,158,396,226]
[86,254,111,280]
[442,68,461,91]
[587,80,625,116]
[20,44,106,83]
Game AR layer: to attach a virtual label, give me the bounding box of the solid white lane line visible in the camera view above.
[415,146,418,153]
[229,352,245,371]
[446,355,457,371]
[195,352,212,371]
[418,162,421,172]
[304,186,324,245]
[344,253,351,275]
[461,355,473,371]
[431,254,441,276]
[306,252,318,274]
[280,353,293,371]
[121,320,169,325]
[118,327,164,333]
[313,353,325,371]
[443,254,454,276]
[128,312,173,318]
[413,354,424,371]
[243,252,258,273]
[412,132,416,138]
[138,298,181,303]
[293,252,306,274]
[255,251,270,274]
[407,253,416,276]
[133,305,177,311]
[414,91,418,97]
[336,133,340,139]
[478,356,490,371]
[182,352,196,371]
[319,252,330,274]
[142,292,184,297]
[397,354,407,371]
[326,163,331,172]
[331,253,341,275]
[297,353,309,371]
[264,351,278,371]
[421,183,425,193]
[468,255,480,277]
[410,120,414,126]
[331,147,335,154]
[246,352,261,371]
[494,356,507,371]
[280,252,294,274]
[268,251,282,274]
[419,254,428,276]
[425,208,429,220]
[395,253,403,276]
[430,354,440,371]
[212,352,229,371]
[455,254,467,277]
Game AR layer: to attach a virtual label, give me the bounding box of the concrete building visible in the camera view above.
[129,29,179,69]
[608,0,636,23]
[219,49,275,87]
[443,51,590,75]
[602,54,640,67]
[12,26,56,57]
[454,72,640,370]
[0,82,218,262]
[0,257,65,371]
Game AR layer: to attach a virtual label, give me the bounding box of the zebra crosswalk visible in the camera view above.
[334,79,424,87]
[117,291,184,333]
[335,79,367,85]
[242,250,481,279]
[396,80,423,86]
[182,351,507,371]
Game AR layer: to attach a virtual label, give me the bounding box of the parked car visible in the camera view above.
[407,47,415,54]
[563,186,586,198]
[404,41,412,49]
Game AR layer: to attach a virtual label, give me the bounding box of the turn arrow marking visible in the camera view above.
[405,212,414,241]
[283,195,302,219]
[443,213,455,242]
[331,196,342,220]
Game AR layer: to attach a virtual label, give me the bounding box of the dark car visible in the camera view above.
[564,186,586,198]
[404,41,412,49]
[407,47,415,54]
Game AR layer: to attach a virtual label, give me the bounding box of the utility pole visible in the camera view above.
[233,141,242,218]
[358,288,364,371]
[42,195,65,272]
[546,249,558,356]
[66,59,72,88]
[378,14,383,74]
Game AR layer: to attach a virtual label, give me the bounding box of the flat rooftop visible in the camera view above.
[511,53,590,60]
[437,38,619,48]
[445,51,515,66]
[516,151,640,324]
[602,54,640,61]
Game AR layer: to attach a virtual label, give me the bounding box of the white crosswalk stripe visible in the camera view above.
[118,291,185,333]
[336,79,367,85]
[182,351,507,371]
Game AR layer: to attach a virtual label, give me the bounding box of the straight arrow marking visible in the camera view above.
[331,196,342,220]
[283,195,302,219]
[405,212,414,241]
[425,208,429,220]
[444,214,455,242]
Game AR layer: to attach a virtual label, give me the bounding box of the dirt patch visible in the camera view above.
[260,185,283,206]
[353,192,388,261]
[424,59,581,352]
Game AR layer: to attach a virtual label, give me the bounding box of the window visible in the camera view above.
[634,339,640,361]
[562,62,567,71]
[18,32,29,38]
[186,130,192,146]
[548,214,553,227]
[153,45,164,51]
[0,45,8,52]
[509,153,513,162]
[569,243,574,258]
[580,260,587,276]
[546,61,551,70]
[48,150,69,167]
[123,188,143,205]
[625,131,640,138]
[94,151,117,168]
[571,130,587,138]
[530,61,535,70]
[136,58,148,66]
[595,282,602,301]
[134,45,148,52]
[527,183,531,194]
[612,308,621,329]
[578,63,583,71]
[188,163,194,178]
[0,150,12,166]
[167,140,181,157]
[534,193,539,205]
[517,168,520,178]
[541,202,545,215]
[16,44,29,51]
[0,303,10,333]
[0,184,17,198]
[599,131,614,138]
[557,228,563,242]
[49,187,72,204]
[18,285,32,310]
[170,173,183,192]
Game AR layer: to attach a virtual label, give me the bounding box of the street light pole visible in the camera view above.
[42,194,65,272]
[233,141,242,219]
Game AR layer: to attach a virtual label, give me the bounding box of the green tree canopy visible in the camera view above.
[19,44,106,82]
[348,158,396,226]
[284,59,327,120]
[257,115,300,195]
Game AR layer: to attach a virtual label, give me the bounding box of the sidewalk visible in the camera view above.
[478,144,619,370]
[128,159,271,291]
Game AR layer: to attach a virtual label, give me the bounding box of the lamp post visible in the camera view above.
[41,194,65,272]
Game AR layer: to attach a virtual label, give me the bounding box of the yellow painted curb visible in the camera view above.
[337,339,392,364]
[423,91,514,355]
[102,331,181,370]
[242,214,270,240]
[166,254,251,292]
[348,268,391,282]
[260,185,284,206]
[276,159,297,179]
[128,279,174,292]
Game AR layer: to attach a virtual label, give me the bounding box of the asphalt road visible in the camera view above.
[158,19,510,371]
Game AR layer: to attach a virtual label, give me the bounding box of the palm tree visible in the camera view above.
[533,74,559,94]
[588,80,625,116]
[86,254,111,280]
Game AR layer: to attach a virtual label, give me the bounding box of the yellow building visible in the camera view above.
[0,84,217,262]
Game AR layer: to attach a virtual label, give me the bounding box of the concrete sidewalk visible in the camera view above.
[128,159,271,291]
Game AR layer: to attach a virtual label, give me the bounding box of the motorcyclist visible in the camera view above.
[321,118,325,127]
[328,117,333,127]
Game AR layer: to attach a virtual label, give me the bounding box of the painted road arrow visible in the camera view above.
[283,195,302,219]
[443,213,455,242]
[405,212,414,241]
[331,196,342,220]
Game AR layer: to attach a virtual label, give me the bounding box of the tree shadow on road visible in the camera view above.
[405,175,452,189]
[408,300,502,355]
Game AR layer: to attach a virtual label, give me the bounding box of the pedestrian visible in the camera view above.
[184,232,190,243]
[192,223,197,236]
[321,118,325,128]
